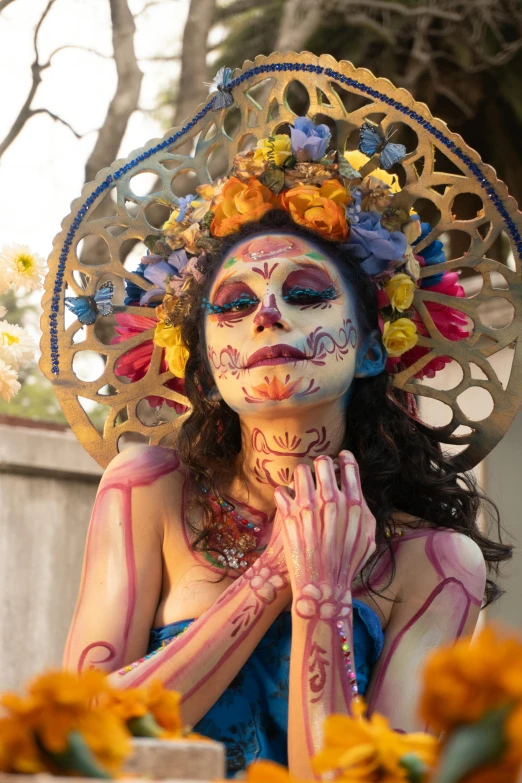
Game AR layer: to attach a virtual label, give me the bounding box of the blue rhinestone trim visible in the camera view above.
[50,61,522,375]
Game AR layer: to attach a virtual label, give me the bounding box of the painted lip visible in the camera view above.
[246,344,307,369]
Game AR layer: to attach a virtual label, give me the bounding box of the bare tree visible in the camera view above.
[0,0,82,160]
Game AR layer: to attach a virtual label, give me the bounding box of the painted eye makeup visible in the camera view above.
[282,268,340,305]
[203,282,259,315]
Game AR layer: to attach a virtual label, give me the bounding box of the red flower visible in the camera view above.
[111,313,187,413]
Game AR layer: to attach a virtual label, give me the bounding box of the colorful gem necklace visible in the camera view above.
[201,487,266,573]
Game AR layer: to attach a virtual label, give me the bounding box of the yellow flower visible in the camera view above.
[384,274,416,313]
[163,209,181,233]
[420,627,522,736]
[254,134,292,166]
[312,710,437,782]
[382,318,418,357]
[344,151,400,192]
[153,318,189,377]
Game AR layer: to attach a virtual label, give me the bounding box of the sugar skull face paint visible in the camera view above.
[204,232,359,417]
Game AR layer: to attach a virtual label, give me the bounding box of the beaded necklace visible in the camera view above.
[201,488,267,573]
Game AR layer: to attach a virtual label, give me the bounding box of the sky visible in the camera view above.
[0,0,190,258]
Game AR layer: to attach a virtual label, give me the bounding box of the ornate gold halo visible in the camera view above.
[40,51,522,469]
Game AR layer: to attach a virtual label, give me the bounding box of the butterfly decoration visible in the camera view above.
[64,281,114,325]
[208,66,234,111]
[358,121,406,171]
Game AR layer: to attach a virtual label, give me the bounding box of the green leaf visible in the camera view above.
[259,168,285,194]
[282,155,297,170]
[41,730,112,779]
[199,210,214,230]
[400,753,428,783]
[338,156,361,181]
[144,234,162,252]
[433,704,511,783]
[127,712,164,738]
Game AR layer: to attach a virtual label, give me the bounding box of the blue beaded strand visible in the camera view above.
[50,62,522,375]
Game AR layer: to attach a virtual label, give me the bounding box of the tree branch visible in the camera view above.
[49,44,112,61]
[0,0,16,12]
[30,108,84,138]
[0,0,56,160]
[276,0,323,52]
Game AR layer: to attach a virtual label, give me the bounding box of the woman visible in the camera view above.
[62,130,510,778]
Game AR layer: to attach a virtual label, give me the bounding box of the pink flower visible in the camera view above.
[401,272,469,379]
[112,313,187,413]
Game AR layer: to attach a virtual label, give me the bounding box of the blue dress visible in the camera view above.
[148,599,383,777]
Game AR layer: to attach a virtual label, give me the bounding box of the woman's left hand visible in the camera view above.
[274,451,376,619]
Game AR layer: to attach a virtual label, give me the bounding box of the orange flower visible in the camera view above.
[246,759,318,783]
[210,177,277,237]
[420,627,522,735]
[312,709,437,782]
[145,680,184,736]
[0,670,130,775]
[0,716,45,774]
[250,375,303,401]
[281,181,349,241]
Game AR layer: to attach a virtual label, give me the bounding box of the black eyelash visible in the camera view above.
[283,285,338,302]
[202,294,259,315]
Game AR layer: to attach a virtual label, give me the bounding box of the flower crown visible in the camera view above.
[116,116,468,398]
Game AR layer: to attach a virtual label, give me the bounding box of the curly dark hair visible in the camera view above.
[172,209,511,605]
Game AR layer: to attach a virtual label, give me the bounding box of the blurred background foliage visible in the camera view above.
[1,0,521,424]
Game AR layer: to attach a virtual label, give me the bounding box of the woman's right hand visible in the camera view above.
[239,510,291,605]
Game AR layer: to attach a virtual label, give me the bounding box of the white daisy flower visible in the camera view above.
[0,320,36,369]
[0,244,46,292]
[0,358,21,401]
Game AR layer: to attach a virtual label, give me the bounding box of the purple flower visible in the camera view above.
[290,117,331,162]
[343,210,408,276]
[139,250,188,305]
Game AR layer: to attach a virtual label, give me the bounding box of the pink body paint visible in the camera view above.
[67,448,179,670]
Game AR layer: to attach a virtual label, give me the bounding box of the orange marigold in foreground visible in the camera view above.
[312,708,437,782]
[246,759,319,783]
[0,670,130,775]
[420,627,522,734]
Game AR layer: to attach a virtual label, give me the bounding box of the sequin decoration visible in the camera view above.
[202,489,264,573]
[336,619,359,700]
[117,625,188,675]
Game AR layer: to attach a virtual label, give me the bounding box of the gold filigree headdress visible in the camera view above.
[40,52,522,469]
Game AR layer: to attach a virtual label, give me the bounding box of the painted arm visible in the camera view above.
[365,528,486,732]
[64,445,291,727]
[274,452,376,778]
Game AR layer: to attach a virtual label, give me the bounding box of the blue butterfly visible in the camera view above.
[64,281,114,325]
[358,121,406,170]
[209,66,234,111]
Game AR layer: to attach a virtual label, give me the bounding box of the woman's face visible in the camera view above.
[204,232,360,417]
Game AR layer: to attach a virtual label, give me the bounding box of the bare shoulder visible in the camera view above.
[395,525,486,597]
[100,445,185,499]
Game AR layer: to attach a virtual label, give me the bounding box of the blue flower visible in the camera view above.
[124,263,150,306]
[176,194,196,222]
[343,211,408,276]
[290,117,331,162]
[414,222,446,287]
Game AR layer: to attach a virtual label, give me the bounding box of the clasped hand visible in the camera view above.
[264,451,376,617]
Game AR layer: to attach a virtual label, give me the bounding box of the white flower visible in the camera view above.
[0,358,21,401]
[0,244,46,292]
[0,320,36,369]
[0,306,6,319]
